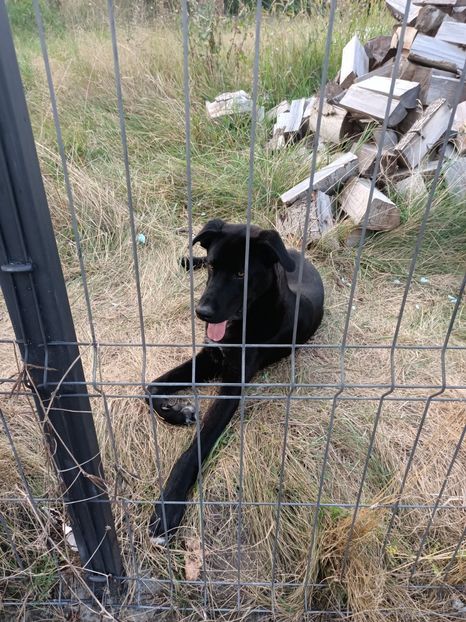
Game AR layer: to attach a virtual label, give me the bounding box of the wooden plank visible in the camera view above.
[356,76,420,109]
[339,35,369,89]
[386,0,420,26]
[395,98,452,168]
[276,192,338,248]
[340,178,400,231]
[444,158,466,202]
[436,18,466,48]
[390,26,418,54]
[280,152,359,205]
[416,5,446,35]
[338,85,408,127]
[285,98,306,134]
[409,33,466,73]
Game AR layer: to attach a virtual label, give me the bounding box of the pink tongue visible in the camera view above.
[207,321,227,342]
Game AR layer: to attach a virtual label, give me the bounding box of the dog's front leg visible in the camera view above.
[148,374,251,543]
[146,348,217,425]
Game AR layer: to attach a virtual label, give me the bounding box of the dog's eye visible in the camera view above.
[236,271,245,278]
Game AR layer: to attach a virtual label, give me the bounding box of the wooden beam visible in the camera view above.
[280,152,358,205]
[394,98,452,168]
[339,85,408,127]
[409,33,466,74]
[340,178,400,231]
[339,35,369,89]
[355,75,420,108]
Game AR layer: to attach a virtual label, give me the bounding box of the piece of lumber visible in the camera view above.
[416,5,446,35]
[356,75,420,109]
[423,71,466,106]
[390,26,418,54]
[386,0,420,26]
[444,157,466,202]
[280,152,359,205]
[307,101,358,143]
[365,35,393,70]
[436,17,466,48]
[206,90,252,118]
[339,85,408,127]
[340,178,400,231]
[339,35,369,89]
[408,33,466,74]
[395,98,452,167]
[276,191,338,248]
[285,98,306,134]
[394,173,427,199]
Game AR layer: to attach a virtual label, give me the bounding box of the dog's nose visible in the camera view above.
[195,303,215,322]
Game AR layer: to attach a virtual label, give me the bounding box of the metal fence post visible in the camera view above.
[0,0,124,593]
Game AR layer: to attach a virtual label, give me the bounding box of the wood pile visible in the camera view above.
[270,0,466,247]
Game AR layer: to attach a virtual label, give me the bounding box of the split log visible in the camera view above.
[365,35,393,70]
[452,7,466,23]
[280,152,359,205]
[338,85,408,127]
[340,178,400,230]
[284,98,306,134]
[374,127,399,149]
[397,106,424,134]
[386,0,420,26]
[276,191,338,248]
[206,90,252,118]
[394,172,427,200]
[436,18,466,48]
[307,101,358,143]
[339,35,369,89]
[423,71,466,106]
[380,150,399,179]
[353,142,379,177]
[266,100,289,121]
[416,5,446,35]
[409,33,466,74]
[355,76,420,108]
[266,129,286,152]
[444,158,466,201]
[452,101,466,132]
[390,26,418,54]
[395,98,452,168]
[454,133,466,155]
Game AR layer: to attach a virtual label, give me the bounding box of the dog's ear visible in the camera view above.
[257,229,295,272]
[192,219,225,249]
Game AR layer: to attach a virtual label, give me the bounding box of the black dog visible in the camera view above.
[146,219,324,542]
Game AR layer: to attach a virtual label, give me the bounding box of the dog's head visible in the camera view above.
[192,219,295,341]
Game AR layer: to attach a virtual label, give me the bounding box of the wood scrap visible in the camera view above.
[409,33,466,74]
[444,158,466,201]
[339,85,408,127]
[386,0,421,26]
[356,76,420,108]
[423,71,466,106]
[394,172,427,199]
[394,98,452,167]
[266,100,289,121]
[353,142,379,177]
[206,90,252,118]
[280,152,359,205]
[413,0,457,6]
[436,18,466,48]
[340,178,401,231]
[374,127,399,149]
[415,5,446,35]
[365,35,393,70]
[339,35,369,89]
[277,191,338,248]
[397,106,424,133]
[307,100,358,143]
[390,26,418,54]
[284,98,306,134]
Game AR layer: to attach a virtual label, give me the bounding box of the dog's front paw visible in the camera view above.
[148,499,186,545]
[147,394,197,426]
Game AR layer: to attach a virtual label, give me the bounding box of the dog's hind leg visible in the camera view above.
[146,348,216,425]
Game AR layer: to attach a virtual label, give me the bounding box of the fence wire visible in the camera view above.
[1,0,465,619]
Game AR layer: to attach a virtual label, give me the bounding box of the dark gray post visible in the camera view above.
[0,1,123,593]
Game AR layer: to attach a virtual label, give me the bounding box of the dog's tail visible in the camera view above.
[180,256,207,271]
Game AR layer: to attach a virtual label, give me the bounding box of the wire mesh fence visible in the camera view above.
[0,0,465,619]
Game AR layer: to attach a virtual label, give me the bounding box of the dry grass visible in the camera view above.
[1,1,466,620]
